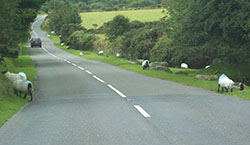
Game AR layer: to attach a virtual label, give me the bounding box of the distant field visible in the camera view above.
[81,9,166,29]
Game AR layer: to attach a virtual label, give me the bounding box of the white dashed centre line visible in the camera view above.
[134,105,151,118]
[107,84,127,98]
[78,66,85,70]
[85,70,92,75]
[35,23,150,118]
[93,75,105,83]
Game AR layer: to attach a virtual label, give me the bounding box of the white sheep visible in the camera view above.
[142,60,150,70]
[181,63,188,69]
[205,65,210,69]
[61,43,64,46]
[1,70,27,83]
[98,50,104,55]
[13,80,33,101]
[218,74,244,92]
[80,52,83,56]
[116,53,120,57]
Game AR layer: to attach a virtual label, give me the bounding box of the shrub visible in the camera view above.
[66,31,97,51]
[60,24,85,43]
[105,15,130,41]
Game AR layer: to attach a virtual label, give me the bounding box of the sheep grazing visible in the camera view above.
[80,52,83,56]
[142,60,150,70]
[2,70,33,101]
[218,74,244,92]
[1,70,27,83]
[98,50,104,55]
[181,63,188,69]
[13,80,33,101]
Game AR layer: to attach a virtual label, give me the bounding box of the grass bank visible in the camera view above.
[0,43,36,126]
[45,33,250,100]
[81,9,166,29]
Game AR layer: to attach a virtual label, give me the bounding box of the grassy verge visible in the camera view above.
[44,33,250,100]
[0,43,36,126]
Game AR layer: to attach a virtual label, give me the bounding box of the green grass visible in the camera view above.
[81,9,166,29]
[0,43,36,126]
[46,33,250,99]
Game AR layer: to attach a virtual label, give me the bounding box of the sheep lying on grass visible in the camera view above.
[142,60,150,70]
[13,80,33,101]
[98,50,104,55]
[1,70,27,83]
[181,63,188,69]
[218,74,244,92]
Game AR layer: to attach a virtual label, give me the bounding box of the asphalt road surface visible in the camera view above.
[1,16,250,145]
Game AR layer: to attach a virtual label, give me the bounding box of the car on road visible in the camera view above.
[30,38,42,48]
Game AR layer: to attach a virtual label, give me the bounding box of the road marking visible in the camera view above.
[78,66,85,70]
[86,70,92,75]
[67,61,71,64]
[93,75,105,83]
[134,105,151,118]
[72,63,77,66]
[107,84,127,98]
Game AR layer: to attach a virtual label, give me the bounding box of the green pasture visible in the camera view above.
[0,43,35,126]
[81,9,166,29]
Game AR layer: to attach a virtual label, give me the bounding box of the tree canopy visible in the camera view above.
[0,0,46,59]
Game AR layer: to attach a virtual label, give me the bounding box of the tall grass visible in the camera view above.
[0,43,35,126]
[81,9,166,29]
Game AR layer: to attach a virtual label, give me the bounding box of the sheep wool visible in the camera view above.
[181,63,188,69]
[98,50,104,55]
[2,71,27,83]
[13,80,33,101]
[18,72,27,80]
[142,60,150,70]
[218,74,234,90]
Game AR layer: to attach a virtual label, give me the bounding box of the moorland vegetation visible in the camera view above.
[44,0,250,85]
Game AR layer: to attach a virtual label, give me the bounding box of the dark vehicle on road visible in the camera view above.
[30,38,42,48]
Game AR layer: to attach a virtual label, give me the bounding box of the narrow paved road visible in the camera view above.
[1,16,250,145]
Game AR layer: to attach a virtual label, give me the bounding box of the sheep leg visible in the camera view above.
[225,88,228,92]
[218,84,220,92]
[222,87,224,92]
[231,89,233,92]
[23,93,27,99]
[29,93,33,102]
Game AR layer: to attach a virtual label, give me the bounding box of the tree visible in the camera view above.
[105,15,130,41]
[0,0,46,59]
[48,0,82,34]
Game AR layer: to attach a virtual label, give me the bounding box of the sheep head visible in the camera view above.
[1,70,7,74]
[233,82,244,91]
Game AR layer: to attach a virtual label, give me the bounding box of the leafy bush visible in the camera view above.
[66,31,97,51]
[105,15,130,41]
[60,24,85,43]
